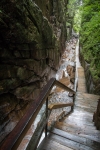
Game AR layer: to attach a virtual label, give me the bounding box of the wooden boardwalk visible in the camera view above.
[38,66,100,150]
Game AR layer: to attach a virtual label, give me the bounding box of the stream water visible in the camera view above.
[48,38,77,124]
[17,37,78,150]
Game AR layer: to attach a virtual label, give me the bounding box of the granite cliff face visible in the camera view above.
[0,0,71,143]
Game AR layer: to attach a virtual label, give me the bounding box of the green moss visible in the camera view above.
[90,67,100,81]
[17,67,34,81]
[0,79,21,94]
[42,17,53,47]
[15,85,37,98]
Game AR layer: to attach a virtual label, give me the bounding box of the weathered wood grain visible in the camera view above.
[48,103,73,110]
[50,128,100,150]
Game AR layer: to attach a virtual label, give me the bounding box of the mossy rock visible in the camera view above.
[0,49,14,58]
[0,65,18,79]
[14,85,40,100]
[0,65,36,81]
[0,93,18,108]
[0,78,21,94]
[17,67,35,81]
[42,17,53,47]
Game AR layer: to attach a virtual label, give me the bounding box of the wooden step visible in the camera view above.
[65,111,93,121]
[75,100,98,110]
[63,116,94,126]
[72,109,93,117]
[55,122,100,142]
[50,128,100,150]
[55,121,99,134]
[37,136,73,150]
[37,45,100,150]
[75,92,99,105]
[76,92,100,100]
[75,97,98,105]
[47,133,94,150]
[37,132,95,150]
[74,93,99,114]
[66,111,93,120]
[64,115,94,125]
[72,107,94,116]
[74,105,96,113]
[62,119,96,130]
[63,119,96,130]
[63,113,94,127]
[48,103,73,110]
[77,67,87,93]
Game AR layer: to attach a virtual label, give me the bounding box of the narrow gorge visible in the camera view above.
[0,0,100,149]
[0,0,72,143]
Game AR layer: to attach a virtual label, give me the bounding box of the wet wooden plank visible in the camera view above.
[55,122,100,134]
[55,122,100,142]
[77,67,87,92]
[73,107,94,116]
[75,102,97,109]
[50,128,100,150]
[75,99,98,107]
[72,109,93,116]
[37,137,73,150]
[63,116,94,127]
[58,119,98,131]
[68,112,93,120]
[55,80,76,94]
[74,105,96,113]
[74,106,96,113]
[75,97,98,104]
[63,119,96,130]
[63,118,95,129]
[48,103,73,110]
[65,115,93,124]
[82,93,100,100]
[49,133,93,150]
[75,93,99,107]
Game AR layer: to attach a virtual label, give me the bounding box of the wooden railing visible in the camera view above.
[48,103,74,110]
[1,78,76,150]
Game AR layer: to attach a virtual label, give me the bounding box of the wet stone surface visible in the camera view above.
[48,38,77,125]
[48,91,73,125]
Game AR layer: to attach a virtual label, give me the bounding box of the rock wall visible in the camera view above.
[0,0,69,143]
[79,48,100,95]
[93,99,100,130]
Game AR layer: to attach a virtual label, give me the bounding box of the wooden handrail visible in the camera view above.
[55,80,76,94]
[1,78,56,150]
[48,103,74,110]
[26,110,51,150]
[1,78,76,150]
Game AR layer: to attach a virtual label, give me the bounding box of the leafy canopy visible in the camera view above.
[80,0,100,79]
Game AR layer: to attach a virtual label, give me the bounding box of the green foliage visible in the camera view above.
[80,0,100,79]
[67,0,81,33]
[73,9,81,33]
[68,0,81,15]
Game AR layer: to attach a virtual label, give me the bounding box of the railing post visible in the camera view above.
[45,97,48,137]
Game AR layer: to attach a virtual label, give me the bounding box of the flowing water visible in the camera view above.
[48,38,77,124]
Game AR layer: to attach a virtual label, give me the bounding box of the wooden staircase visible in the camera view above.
[38,66,100,150]
[1,67,100,150]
